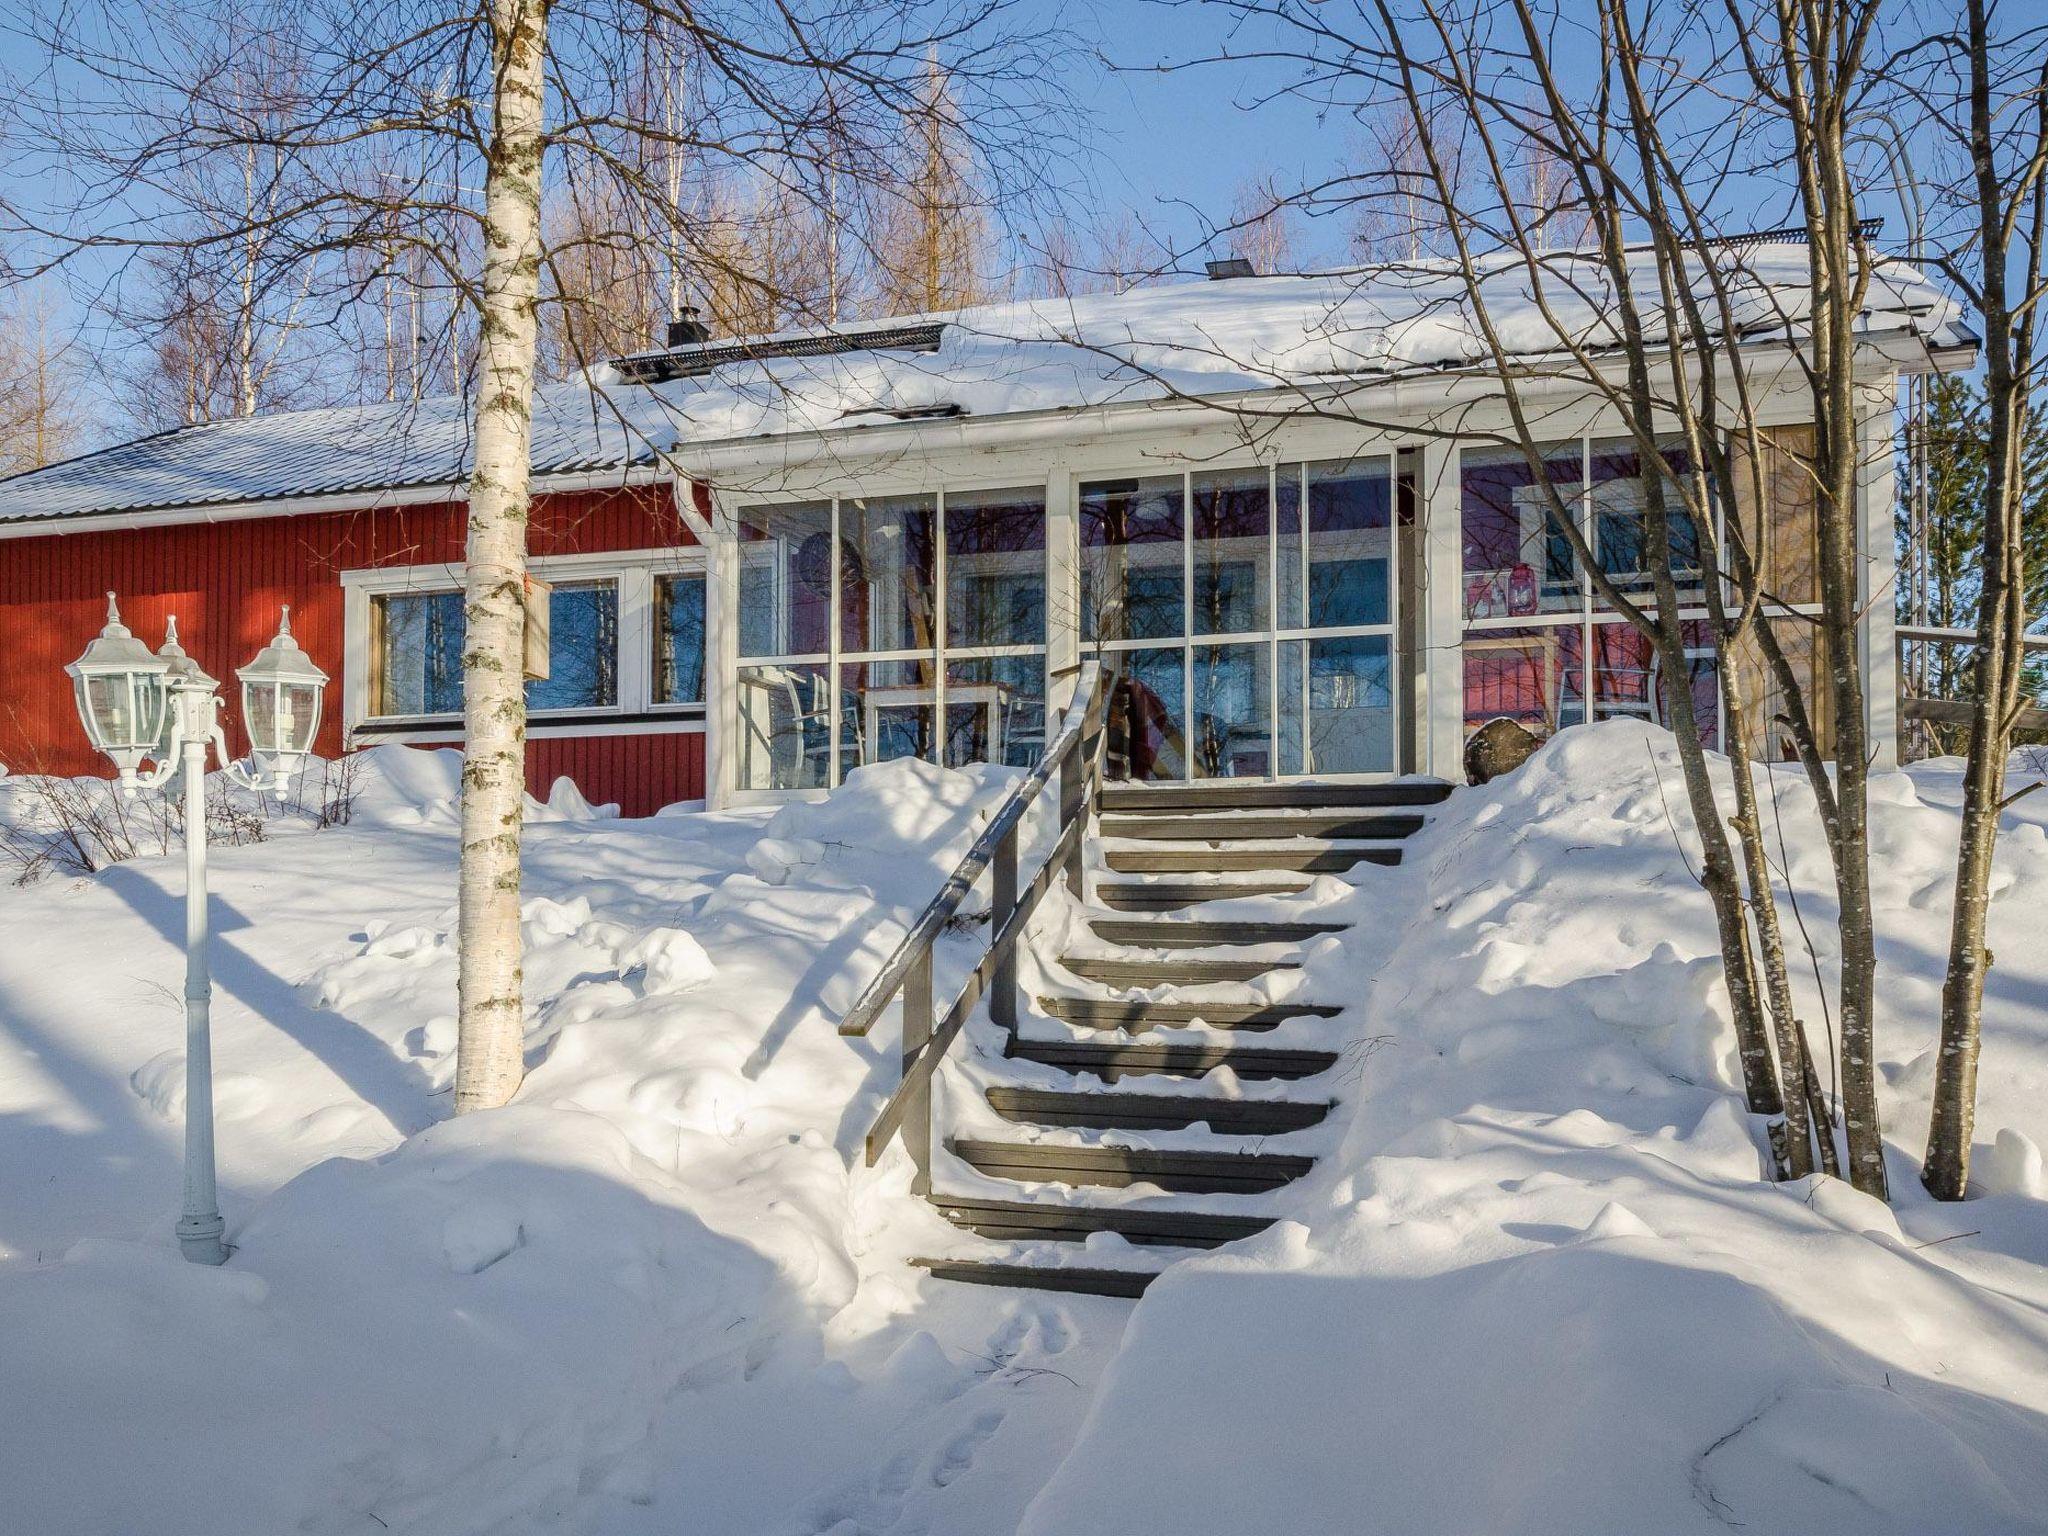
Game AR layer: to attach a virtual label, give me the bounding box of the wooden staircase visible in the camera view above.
[908,777,1449,1298]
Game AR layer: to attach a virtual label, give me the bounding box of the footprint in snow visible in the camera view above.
[931,1411,1005,1489]
[1032,1309,1073,1356]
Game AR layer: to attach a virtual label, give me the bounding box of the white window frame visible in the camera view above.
[731,480,1053,788]
[1077,455,1408,780]
[1455,435,1825,749]
[340,547,709,744]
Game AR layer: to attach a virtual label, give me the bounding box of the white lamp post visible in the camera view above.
[66,596,329,1265]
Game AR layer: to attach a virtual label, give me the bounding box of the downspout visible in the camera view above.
[668,468,732,809]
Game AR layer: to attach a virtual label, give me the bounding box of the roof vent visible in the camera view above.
[665,306,711,347]
[1206,256,1257,280]
[613,319,947,386]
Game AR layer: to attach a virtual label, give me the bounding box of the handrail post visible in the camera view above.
[1058,733,1084,897]
[992,822,1019,1032]
[903,948,933,1196]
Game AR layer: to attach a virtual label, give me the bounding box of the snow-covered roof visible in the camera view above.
[0,244,1969,529]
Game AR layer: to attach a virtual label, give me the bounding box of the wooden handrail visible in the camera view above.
[840,660,1110,1189]
[1896,625,2048,654]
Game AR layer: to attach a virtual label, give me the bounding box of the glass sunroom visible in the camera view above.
[727,453,1419,793]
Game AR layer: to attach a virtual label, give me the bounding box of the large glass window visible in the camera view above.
[946,487,1045,648]
[1083,455,1402,782]
[734,485,1048,789]
[1082,476,1185,643]
[738,501,833,659]
[1461,444,1584,620]
[1192,469,1270,636]
[373,581,618,717]
[736,661,830,791]
[1458,437,1755,750]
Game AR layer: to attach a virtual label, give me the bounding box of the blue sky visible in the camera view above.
[1045,0,1355,264]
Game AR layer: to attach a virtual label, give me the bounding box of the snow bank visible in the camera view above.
[350,743,620,825]
[0,754,1110,1535]
[1023,723,2048,1536]
[1,1109,789,1536]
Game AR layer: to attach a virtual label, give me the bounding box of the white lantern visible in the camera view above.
[64,593,172,783]
[235,606,328,786]
[153,615,222,757]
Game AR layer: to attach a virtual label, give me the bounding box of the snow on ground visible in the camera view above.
[0,729,2045,1534]
[0,747,1118,1536]
[1023,725,2048,1536]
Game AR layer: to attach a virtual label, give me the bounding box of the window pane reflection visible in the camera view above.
[1590,439,1706,612]
[655,575,706,705]
[841,657,938,769]
[1462,624,1585,738]
[1307,458,1393,628]
[1592,620,1719,749]
[738,502,833,658]
[841,495,938,654]
[1191,642,1271,778]
[528,582,618,711]
[736,661,831,791]
[1081,476,1184,643]
[1285,634,1394,775]
[1460,445,1584,619]
[1109,646,1186,781]
[946,487,1046,648]
[1191,468,1269,636]
[944,654,1045,769]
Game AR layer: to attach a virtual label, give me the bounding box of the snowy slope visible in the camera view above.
[0,730,2044,1534]
[0,749,1115,1536]
[1021,725,2048,1536]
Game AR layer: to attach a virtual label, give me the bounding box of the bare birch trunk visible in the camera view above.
[454,0,550,1115]
[1721,658,1817,1176]
[1923,0,2043,1198]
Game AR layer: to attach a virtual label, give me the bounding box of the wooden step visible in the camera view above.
[1059,954,1295,986]
[1093,879,1312,911]
[1040,995,1342,1031]
[1101,781,1452,813]
[1087,917,1346,948]
[912,1257,1161,1297]
[933,1195,1281,1247]
[983,1086,1332,1135]
[951,1138,1315,1193]
[1101,811,1425,842]
[1105,844,1403,874]
[1006,1036,1341,1081]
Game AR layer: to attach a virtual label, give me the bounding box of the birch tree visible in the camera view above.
[1916,2,2048,1199]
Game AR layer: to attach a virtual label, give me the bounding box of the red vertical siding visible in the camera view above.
[528,731,705,818]
[0,483,704,815]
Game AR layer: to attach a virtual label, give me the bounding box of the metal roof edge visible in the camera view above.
[0,463,665,540]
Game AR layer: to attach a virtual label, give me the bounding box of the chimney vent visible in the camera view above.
[1205,256,1257,281]
[666,306,710,347]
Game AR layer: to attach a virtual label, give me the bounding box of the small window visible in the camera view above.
[372,580,619,717]
[529,581,619,711]
[373,589,465,716]
[655,574,707,705]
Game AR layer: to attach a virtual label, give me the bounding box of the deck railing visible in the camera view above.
[839,660,1109,1193]
[1897,624,2048,742]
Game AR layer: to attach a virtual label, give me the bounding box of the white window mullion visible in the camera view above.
[828,498,844,785]
[1261,462,1277,782]
[1182,469,1195,782]
[934,488,948,766]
